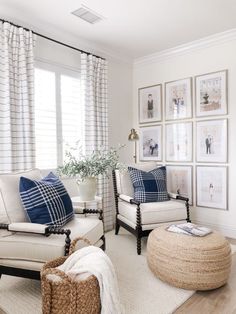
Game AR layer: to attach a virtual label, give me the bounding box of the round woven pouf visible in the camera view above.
[147,226,232,291]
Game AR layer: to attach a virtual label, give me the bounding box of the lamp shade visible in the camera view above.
[128,128,139,141]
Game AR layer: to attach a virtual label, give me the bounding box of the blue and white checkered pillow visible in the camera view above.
[128,166,169,203]
[20,172,74,227]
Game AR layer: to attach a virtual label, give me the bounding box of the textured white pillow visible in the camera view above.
[0,169,42,223]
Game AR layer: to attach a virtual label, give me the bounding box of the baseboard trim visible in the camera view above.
[193,220,236,239]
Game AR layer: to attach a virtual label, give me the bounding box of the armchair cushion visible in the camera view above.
[128,166,169,203]
[20,172,74,227]
[118,199,186,225]
[0,217,103,263]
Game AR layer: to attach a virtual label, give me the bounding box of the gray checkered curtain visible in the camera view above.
[80,53,112,231]
[0,21,36,172]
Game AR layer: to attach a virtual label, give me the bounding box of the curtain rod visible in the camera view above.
[0,18,105,60]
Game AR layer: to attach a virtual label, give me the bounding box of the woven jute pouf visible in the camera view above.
[147,226,232,291]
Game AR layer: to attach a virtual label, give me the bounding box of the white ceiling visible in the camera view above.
[1,0,236,59]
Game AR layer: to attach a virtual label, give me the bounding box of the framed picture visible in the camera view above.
[165,77,192,120]
[196,166,228,210]
[165,122,192,162]
[166,165,193,205]
[139,125,162,161]
[195,70,227,117]
[196,119,227,163]
[139,84,162,124]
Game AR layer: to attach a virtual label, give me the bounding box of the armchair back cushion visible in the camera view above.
[20,172,74,227]
[128,166,169,203]
[115,162,157,197]
[0,169,42,224]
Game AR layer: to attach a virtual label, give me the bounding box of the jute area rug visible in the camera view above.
[0,229,235,314]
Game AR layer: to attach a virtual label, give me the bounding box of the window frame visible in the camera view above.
[34,59,81,171]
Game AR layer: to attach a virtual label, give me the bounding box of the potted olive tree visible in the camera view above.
[58,146,124,201]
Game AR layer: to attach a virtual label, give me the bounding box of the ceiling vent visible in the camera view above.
[71,5,104,24]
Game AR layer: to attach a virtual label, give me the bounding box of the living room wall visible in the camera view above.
[133,33,236,238]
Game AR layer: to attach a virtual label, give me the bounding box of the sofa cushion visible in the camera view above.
[115,162,157,196]
[118,199,186,225]
[0,169,42,223]
[128,166,169,203]
[20,172,74,227]
[0,217,103,263]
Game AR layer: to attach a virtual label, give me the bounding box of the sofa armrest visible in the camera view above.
[119,194,133,203]
[119,194,140,206]
[8,222,49,234]
[0,222,72,256]
[169,192,189,202]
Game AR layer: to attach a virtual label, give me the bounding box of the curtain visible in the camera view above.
[0,22,36,173]
[80,53,112,231]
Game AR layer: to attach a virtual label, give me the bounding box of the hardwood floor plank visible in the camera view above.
[175,243,236,314]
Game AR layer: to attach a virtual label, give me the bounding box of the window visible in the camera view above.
[35,62,83,169]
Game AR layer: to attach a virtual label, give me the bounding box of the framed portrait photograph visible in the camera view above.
[165,122,192,162]
[196,119,227,163]
[166,165,193,205]
[139,84,162,124]
[139,125,162,161]
[196,166,227,210]
[165,78,192,121]
[195,70,227,117]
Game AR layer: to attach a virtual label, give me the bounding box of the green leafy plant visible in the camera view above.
[58,145,124,180]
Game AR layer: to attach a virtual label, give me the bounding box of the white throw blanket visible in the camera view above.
[57,246,122,314]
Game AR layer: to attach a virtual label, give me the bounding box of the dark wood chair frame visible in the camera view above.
[112,170,191,255]
[0,209,105,280]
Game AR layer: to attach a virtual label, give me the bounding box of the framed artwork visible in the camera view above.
[166,165,193,205]
[165,77,192,120]
[196,166,227,210]
[139,84,162,124]
[195,70,227,117]
[165,122,192,162]
[196,119,227,163]
[139,125,162,161]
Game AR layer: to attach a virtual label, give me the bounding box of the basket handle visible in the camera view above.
[69,236,91,255]
[41,268,73,284]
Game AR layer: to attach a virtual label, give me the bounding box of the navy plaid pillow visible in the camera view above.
[128,166,169,203]
[20,172,74,227]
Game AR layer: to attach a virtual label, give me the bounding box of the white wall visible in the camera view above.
[133,37,236,237]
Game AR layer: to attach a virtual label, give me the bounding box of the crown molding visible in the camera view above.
[134,28,236,67]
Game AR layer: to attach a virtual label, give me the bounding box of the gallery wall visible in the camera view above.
[133,34,236,238]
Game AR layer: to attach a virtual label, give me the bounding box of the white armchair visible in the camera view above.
[0,169,105,280]
[112,163,190,254]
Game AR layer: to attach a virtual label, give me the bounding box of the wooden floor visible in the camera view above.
[175,238,236,314]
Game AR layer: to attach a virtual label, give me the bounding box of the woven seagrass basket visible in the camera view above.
[41,237,101,314]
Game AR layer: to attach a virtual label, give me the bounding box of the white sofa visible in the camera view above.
[113,163,190,254]
[0,169,105,280]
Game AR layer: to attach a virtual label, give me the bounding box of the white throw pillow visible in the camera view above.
[0,169,42,223]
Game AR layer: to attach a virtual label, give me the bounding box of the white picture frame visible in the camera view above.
[165,122,193,162]
[139,125,162,161]
[196,119,227,163]
[196,166,227,210]
[195,70,227,117]
[139,84,162,124]
[166,165,193,205]
[165,77,192,121]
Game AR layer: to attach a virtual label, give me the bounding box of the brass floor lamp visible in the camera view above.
[128,128,139,163]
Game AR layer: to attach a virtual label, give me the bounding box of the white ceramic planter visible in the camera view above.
[77,177,97,201]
